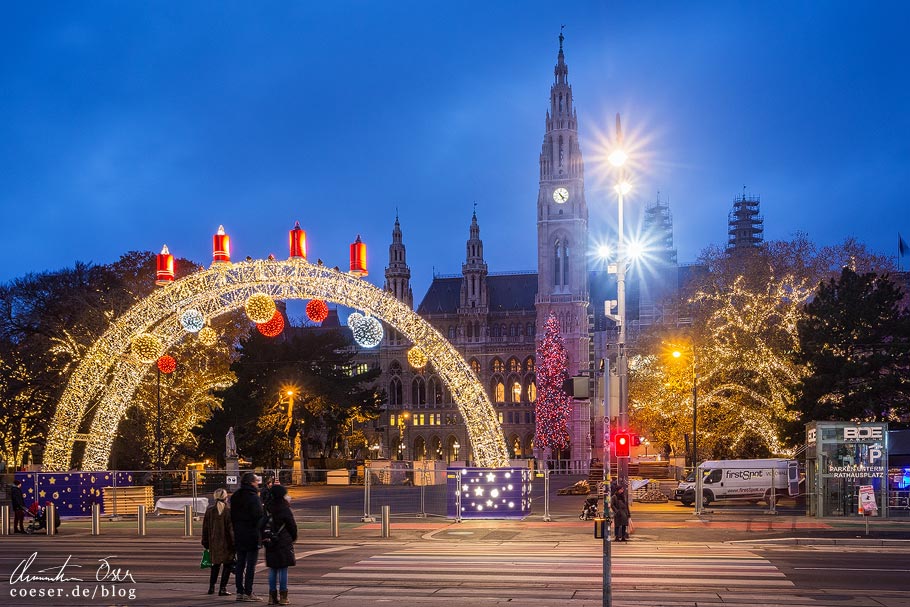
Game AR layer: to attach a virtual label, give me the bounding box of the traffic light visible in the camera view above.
[615,433,631,458]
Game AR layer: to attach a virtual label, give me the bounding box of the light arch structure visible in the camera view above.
[44,259,510,471]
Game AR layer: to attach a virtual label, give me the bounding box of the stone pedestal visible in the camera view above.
[226,457,240,490]
[293,457,307,486]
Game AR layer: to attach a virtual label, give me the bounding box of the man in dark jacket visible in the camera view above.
[10,480,26,533]
[230,473,264,601]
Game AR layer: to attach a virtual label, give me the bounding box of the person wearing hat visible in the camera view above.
[230,473,264,601]
[202,488,234,596]
[263,484,297,605]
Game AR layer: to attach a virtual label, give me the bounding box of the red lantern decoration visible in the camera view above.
[155,245,175,286]
[156,355,177,374]
[349,234,368,277]
[257,310,285,337]
[213,225,231,264]
[289,221,307,259]
[306,299,329,323]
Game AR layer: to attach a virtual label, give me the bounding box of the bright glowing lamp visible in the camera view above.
[245,293,276,323]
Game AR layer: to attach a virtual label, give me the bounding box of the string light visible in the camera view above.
[179,309,205,333]
[407,346,428,369]
[131,333,162,363]
[257,310,285,337]
[351,314,383,348]
[306,299,329,323]
[535,313,571,452]
[44,258,509,471]
[156,355,177,374]
[197,327,218,346]
[245,293,276,323]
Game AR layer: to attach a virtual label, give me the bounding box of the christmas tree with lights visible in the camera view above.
[535,313,571,455]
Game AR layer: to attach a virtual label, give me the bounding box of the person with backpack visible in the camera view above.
[263,484,297,605]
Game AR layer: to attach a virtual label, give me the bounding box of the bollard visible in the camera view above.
[91,503,101,535]
[380,505,390,538]
[330,505,340,538]
[46,503,57,536]
[1,505,9,535]
[184,504,193,536]
[137,505,147,536]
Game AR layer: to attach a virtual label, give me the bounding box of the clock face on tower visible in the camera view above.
[553,187,569,204]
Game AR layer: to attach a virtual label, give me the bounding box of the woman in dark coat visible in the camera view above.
[201,488,234,595]
[264,484,298,605]
[611,485,631,541]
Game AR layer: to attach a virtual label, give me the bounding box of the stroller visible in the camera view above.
[25,502,61,534]
[579,496,599,520]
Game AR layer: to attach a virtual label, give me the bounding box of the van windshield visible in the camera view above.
[683,471,696,483]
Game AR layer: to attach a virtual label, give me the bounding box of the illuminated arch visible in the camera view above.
[44,259,510,471]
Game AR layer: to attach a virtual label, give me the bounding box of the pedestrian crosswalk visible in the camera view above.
[320,542,793,589]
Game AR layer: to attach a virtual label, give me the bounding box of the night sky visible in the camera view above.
[2,2,908,302]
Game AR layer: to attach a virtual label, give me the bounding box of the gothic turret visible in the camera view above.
[384,215,413,308]
[460,210,489,312]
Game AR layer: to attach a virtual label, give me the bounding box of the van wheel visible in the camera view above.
[681,498,693,507]
[762,489,774,505]
[702,490,713,506]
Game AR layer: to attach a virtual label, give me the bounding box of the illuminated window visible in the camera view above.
[498,411,504,424]
[525,357,535,372]
[511,381,522,403]
[527,380,537,402]
[470,359,481,375]
[494,381,505,402]
[492,359,504,373]
[508,358,520,372]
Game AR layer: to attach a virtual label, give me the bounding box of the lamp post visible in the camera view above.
[609,113,631,491]
[672,348,698,468]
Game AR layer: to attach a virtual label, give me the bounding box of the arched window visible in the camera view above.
[429,376,444,405]
[554,241,561,286]
[390,360,402,376]
[526,323,535,340]
[491,358,504,373]
[470,359,481,375]
[448,326,456,340]
[466,323,473,339]
[526,378,537,402]
[511,381,522,403]
[493,381,505,403]
[412,377,426,405]
[525,357,535,373]
[563,242,570,286]
[389,377,402,406]
[508,358,520,373]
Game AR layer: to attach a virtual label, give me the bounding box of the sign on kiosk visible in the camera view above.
[859,485,878,515]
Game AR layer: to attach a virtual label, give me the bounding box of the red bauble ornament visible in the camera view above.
[157,355,177,374]
[306,299,329,323]
[257,310,285,337]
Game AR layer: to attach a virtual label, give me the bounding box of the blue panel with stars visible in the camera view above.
[15,472,135,516]
[446,467,532,519]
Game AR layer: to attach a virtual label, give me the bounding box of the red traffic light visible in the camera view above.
[615,433,631,458]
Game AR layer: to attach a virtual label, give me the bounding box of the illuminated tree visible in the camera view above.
[534,313,571,456]
[789,268,910,437]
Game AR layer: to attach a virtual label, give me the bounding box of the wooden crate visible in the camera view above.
[103,486,154,515]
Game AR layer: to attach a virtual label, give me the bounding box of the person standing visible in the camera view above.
[10,479,26,533]
[202,488,234,596]
[263,485,297,605]
[259,476,275,513]
[611,485,631,542]
[230,473,264,602]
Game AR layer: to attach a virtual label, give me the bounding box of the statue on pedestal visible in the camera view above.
[225,426,237,459]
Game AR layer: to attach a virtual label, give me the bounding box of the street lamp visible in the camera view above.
[610,113,631,491]
[453,440,460,462]
[398,411,410,461]
[672,348,698,468]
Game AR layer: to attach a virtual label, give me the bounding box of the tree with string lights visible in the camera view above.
[534,313,571,460]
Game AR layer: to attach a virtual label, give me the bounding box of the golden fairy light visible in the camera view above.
[44,257,510,471]
[245,293,276,323]
[130,333,163,363]
[407,346,428,370]
[197,326,218,346]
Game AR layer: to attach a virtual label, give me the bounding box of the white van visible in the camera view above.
[674,459,800,506]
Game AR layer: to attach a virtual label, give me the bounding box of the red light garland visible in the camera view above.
[156,355,177,374]
[306,299,329,323]
[257,310,285,337]
[534,313,571,452]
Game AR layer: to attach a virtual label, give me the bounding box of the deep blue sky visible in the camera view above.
[2,2,908,301]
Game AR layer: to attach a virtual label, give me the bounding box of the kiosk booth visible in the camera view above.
[805,421,888,517]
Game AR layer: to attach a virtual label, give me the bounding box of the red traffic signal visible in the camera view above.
[615,433,631,458]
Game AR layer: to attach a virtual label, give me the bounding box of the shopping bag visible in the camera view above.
[200,549,212,569]
[627,519,635,535]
